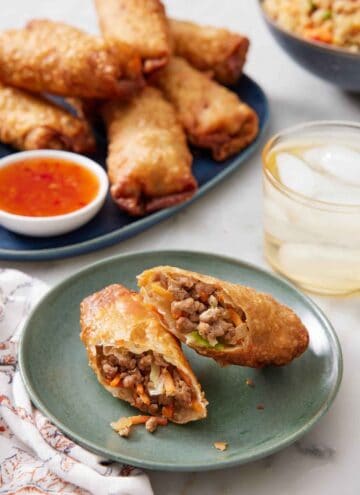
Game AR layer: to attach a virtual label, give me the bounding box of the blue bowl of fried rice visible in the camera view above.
[259,0,360,92]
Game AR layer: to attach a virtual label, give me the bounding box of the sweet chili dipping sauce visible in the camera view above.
[0,157,99,217]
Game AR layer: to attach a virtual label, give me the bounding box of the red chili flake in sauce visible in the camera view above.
[0,157,99,217]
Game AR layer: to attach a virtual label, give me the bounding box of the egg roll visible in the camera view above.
[101,86,197,216]
[94,0,171,74]
[138,266,309,368]
[0,19,143,99]
[0,83,96,153]
[170,19,249,85]
[80,284,208,424]
[152,57,259,161]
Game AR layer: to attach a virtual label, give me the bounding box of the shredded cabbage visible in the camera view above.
[186,331,225,350]
[148,364,164,396]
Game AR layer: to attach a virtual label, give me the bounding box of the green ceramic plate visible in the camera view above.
[19,251,342,471]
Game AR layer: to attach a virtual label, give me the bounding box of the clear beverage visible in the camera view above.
[263,122,360,295]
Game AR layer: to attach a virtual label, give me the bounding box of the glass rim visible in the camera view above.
[262,120,360,211]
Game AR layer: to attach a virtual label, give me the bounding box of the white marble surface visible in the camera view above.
[1,0,360,493]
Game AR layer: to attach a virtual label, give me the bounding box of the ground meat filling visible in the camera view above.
[97,346,193,418]
[156,273,248,346]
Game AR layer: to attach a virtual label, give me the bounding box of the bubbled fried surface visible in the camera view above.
[0,82,95,152]
[170,19,249,85]
[95,0,171,73]
[0,19,143,98]
[101,86,197,215]
[138,266,309,368]
[153,57,259,161]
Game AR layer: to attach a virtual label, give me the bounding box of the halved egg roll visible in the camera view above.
[138,266,309,368]
[152,57,259,161]
[94,0,171,74]
[0,83,96,153]
[101,86,197,216]
[0,19,143,99]
[80,284,208,424]
[170,19,249,85]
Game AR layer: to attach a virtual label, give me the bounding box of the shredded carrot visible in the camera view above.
[198,291,209,303]
[109,374,122,387]
[162,369,176,395]
[228,308,242,326]
[130,415,151,425]
[136,384,151,405]
[162,405,174,419]
[305,28,333,44]
[151,283,173,301]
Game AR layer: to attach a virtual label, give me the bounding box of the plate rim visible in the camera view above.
[18,249,343,471]
[0,75,269,261]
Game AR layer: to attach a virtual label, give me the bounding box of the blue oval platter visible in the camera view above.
[0,75,269,261]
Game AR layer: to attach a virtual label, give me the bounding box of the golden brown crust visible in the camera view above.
[170,19,249,85]
[80,284,208,423]
[101,86,197,215]
[138,266,310,368]
[0,19,144,98]
[152,57,259,161]
[95,0,171,74]
[0,83,96,153]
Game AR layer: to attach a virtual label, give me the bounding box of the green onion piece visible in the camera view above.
[186,331,225,350]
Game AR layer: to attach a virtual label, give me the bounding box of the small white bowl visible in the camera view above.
[0,150,109,237]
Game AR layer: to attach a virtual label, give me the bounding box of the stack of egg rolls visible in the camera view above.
[0,0,259,216]
[0,18,143,152]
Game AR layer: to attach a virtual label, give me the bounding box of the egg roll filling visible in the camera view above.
[153,273,248,348]
[96,346,199,418]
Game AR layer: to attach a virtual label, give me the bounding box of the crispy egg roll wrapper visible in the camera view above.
[0,19,143,99]
[170,19,249,85]
[80,284,208,424]
[138,266,309,368]
[101,86,197,216]
[95,0,171,74]
[152,57,259,161]
[0,83,95,152]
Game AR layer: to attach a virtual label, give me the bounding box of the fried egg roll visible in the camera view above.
[170,19,249,85]
[101,86,197,216]
[0,19,143,99]
[138,266,309,368]
[152,57,259,161]
[0,83,95,153]
[94,0,171,74]
[80,284,208,424]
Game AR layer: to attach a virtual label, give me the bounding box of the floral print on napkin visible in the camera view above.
[0,269,152,495]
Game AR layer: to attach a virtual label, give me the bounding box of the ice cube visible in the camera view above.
[310,170,360,205]
[278,243,360,292]
[303,145,360,186]
[276,152,316,197]
[315,188,360,205]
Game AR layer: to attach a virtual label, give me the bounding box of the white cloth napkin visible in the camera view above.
[0,268,153,495]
